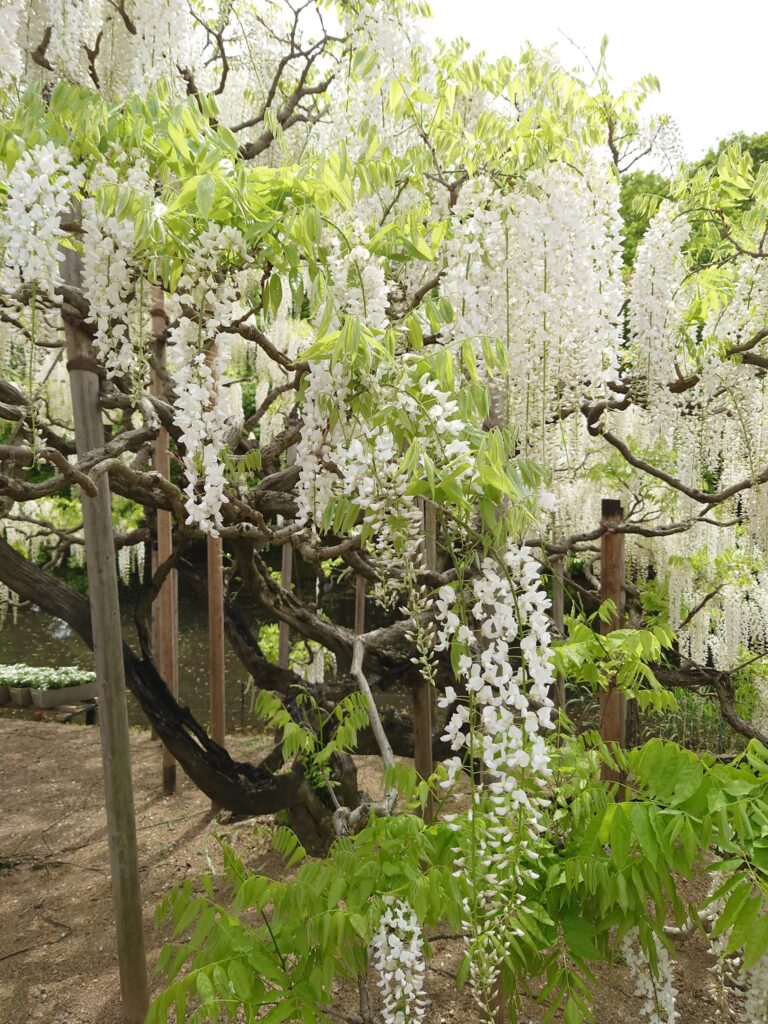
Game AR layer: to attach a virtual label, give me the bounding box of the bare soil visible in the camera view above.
[0,718,745,1023]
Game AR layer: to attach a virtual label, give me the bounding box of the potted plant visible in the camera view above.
[1,666,35,706]
[1,665,98,708]
[0,681,10,705]
[10,684,33,706]
[29,666,98,708]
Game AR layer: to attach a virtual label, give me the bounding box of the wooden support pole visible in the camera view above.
[208,533,226,750]
[354,574,366,636]
[205,341,226,795]
[551,557,566,712]
[149,541,160,743]
[414,499,436,821]
[63,242,149,1023]
[278,439,296,670]
[151,286,178,795]
[599,498,626,786]
[278,536,293,669]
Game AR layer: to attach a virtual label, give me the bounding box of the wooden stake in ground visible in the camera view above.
[62,242,149,1023]
[413,499,437,821]
[150,286,179,795]
[599,498,626,785]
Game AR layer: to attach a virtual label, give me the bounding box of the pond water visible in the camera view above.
[0,588,257,732]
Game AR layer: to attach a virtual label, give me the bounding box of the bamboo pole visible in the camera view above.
[150,286,178,795]
[62,240,149,1023]
[413,499,436,821]
[599,499,626,786]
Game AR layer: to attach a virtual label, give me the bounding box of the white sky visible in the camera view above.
[426,0,768,158]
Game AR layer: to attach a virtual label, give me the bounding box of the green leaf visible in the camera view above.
[743,912,768,970]
[631,804,659,866]
[228,960,254,1000]
[196,173,215,217]
[564,995,583,1024]
[261,998,298,1023]
[724,896,762,956]
[456,955,471,988]
[712,879,753,937]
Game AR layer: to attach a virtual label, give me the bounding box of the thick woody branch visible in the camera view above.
[596,426,768,507]
[655,664,768,747]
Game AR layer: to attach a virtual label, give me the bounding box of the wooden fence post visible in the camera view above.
[413,499,436,821]
[599,499,626,785]
[63,241,149,1022]
[150,286,178,795]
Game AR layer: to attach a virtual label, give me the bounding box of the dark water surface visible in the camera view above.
[0,588,255,732]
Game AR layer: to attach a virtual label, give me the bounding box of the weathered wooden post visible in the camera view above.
[196,342,226,818]
[205,341,226,784]
[354,574,366,636]
[150,285,179,795]
[413,499,437,821]
[278,538,293,669]
[599,499,626,785]
[62,239,149,1022]
[278,439,297,669]
[208,532,226,747]
[551,556,566,711]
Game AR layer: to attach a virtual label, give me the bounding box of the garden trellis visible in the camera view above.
[3,1,768,1021]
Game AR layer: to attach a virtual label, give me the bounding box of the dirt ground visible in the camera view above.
[0,718,747,1024]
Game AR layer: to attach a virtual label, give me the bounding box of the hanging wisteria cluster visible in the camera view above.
[434,543,555,1009]
[0,0,193,97]
[293,346,478,603]
[0,143,84,301]
[81,198,137,379]
[744,955,768,1024]
[370,897,428,1024]
[167,225,247,535]
[443,159,623,457]
[620,929,680,1024]
[627,204,692,405]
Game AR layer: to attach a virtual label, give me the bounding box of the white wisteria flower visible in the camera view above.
[621,928,679,1024]
[1,143,84,301]
[371,898,428,1024]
